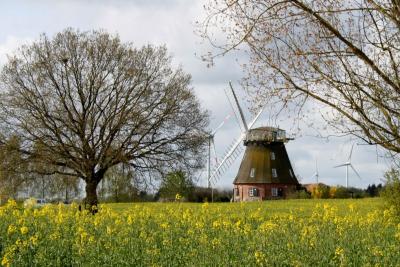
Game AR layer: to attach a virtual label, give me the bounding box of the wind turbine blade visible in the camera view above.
[350,164,362,180]
[229,81,248,132]
[348,143,355,162]
[333,163,348,168]
[211,114,231,136]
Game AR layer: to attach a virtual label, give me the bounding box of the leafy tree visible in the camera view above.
[158,171,194,201]
[100,165,139,203]
[311,184,330,199]
[365,184,381,197]
[381,168,400,215]
[334,186,366,198]
[200,0,400,153]
[0,136,27,199]
[0,29,209,208]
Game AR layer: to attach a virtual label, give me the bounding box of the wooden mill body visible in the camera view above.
[233,127,299,201]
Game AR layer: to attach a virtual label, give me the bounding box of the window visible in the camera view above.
[248,188,259,197]
[272,168,277,178]
[289,169,293,178]
[270,152,276,160]
[271,188,278,197]
[249,168,256,178]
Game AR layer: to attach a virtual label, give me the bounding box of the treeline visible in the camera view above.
[291,183,384,199]
[0,136,80,204]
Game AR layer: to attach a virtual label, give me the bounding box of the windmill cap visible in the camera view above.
[244,127,291,144]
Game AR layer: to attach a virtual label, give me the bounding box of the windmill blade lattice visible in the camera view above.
[210,133,246,185]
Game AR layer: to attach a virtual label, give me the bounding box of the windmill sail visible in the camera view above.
[210,133,245,185]
[210,107,264,185]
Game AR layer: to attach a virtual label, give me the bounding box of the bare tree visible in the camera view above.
[0,29,209,208]
[200,0,399,153]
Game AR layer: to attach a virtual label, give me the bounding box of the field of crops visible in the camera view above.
[0,198,399,266]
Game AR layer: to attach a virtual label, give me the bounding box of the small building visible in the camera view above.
[233,127,299,201]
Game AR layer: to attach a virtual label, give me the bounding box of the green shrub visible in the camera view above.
[382,168,400,216]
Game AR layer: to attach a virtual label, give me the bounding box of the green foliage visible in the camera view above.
[365,184,383,197]
[286,189,311,199]
[311,184,330,199]
[99,166,141,203]
[158,171,194,201]
[382,168,400,216]
[333,186,366,199]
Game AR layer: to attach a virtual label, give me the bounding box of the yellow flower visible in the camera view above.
[254,251,266,264]
[106,226,113,235]
[7,225,16,235]
[127,215,134,225]
[175,193,182,201]
[259,221,277,233]
[88,236,95,243]
[348,204,355,212]
[6,199,17,209]
[335,246,344,259]
[1,256,10,267]
[160,223,169,229]
[20,226,29,235]
[29,234,38,246]
[211,238,221,249]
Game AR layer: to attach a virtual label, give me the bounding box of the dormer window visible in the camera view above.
[250,168,255,178]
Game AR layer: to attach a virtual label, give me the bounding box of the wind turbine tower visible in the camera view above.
[333,144,362,188]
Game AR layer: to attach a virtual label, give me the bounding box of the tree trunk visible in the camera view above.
[84,180,99,212]
[65,187,68,203]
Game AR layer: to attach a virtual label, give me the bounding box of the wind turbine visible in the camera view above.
[310,159,319,184]
[333,144,362,188]
[209,81,264,186]
[207,114,231,189]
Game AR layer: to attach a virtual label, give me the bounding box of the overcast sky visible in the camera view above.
[0,0,391,189]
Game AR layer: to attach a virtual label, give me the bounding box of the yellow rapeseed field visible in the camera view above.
[0,198,399,266]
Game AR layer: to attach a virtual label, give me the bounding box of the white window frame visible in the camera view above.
[248,188,259,197]
[289,169,293,178]
[250,168,256,178]
[270,152,276,160]
[272,168,277,178]
[271,188,278,197]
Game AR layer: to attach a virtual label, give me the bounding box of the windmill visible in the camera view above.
[210,82,299,201]
[333,144,362,188]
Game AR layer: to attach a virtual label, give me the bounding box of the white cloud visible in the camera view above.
[0,36,32,66]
